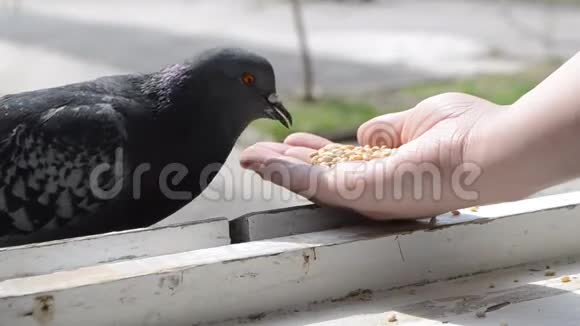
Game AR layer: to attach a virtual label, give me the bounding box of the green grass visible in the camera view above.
[252,61,561,141]
[401,75,537,106]
[251,99,380,141]
[400,63,557,106]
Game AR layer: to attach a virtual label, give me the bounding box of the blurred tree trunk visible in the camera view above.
[290,0,315,102]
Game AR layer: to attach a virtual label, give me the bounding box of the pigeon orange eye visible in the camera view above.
[241,73,256,86]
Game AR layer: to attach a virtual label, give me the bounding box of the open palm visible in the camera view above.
[241,93,511,219]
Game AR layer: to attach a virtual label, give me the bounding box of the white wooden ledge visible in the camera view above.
[220,256,580,325]
[0,217,229,281]
[2,192,580,325]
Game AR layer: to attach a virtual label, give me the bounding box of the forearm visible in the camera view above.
[477,52,580,202]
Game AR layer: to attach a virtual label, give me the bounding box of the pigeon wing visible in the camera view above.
[0,101,128,236]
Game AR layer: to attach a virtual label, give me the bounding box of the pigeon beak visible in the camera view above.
[265,93,293,128]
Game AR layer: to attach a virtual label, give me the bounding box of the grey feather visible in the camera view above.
[0,104,127,233]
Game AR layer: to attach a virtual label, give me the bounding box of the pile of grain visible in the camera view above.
[310,143,396,168]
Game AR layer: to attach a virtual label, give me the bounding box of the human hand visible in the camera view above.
[240,93,527,219]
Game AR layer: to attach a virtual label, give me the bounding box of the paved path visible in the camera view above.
[0,5,426,96]
[6,0,580,95]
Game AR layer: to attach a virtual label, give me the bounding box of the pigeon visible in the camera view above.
[0,48,292,247]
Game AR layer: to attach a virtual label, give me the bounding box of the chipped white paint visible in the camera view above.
[437,190,580,223]
[1,193,580,325]
[222,257,580,325]
[0,217,229,281]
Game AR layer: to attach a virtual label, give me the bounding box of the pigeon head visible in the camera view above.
[150,48,292,129]
[195,48,292,128]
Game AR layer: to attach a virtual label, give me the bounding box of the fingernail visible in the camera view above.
[241,161,266,177]
[240,160,253,169]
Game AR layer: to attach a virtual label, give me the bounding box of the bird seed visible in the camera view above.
[545,270,556,277]
[310,143,396,168]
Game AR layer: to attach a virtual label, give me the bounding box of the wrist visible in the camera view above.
[472,103,580,204]
[465,106,546,204]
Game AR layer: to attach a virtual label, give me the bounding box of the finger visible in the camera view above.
[357,111,409,147]
[240,143,286,167]
[240,142,315,166]
[250,142,291,153]
[254,158,341,205]
[283,146,316,163]
[284,132,332,149]
[253,142,317,163]
[243,144,377,210]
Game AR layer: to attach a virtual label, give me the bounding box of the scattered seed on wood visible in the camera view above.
[310,143,396,168]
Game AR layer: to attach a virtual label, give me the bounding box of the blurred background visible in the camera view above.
[1,0,580,223]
